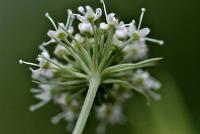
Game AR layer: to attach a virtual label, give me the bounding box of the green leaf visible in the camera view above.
[102,58,163,76]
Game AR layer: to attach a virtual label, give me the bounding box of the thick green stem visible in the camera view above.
[72,75,100,134]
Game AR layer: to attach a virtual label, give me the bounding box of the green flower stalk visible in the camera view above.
[19,0,164,134]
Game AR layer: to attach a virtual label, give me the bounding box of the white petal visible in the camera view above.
[107,13,115,23]
[147,90,161,101]
[139,28,150,37]
[76,14,88,23]
[30,101,48,111]
[78,6,85,14]
[85,5,95,17]
[133,43,148,60]
[117,21,125,30]
[51,112,65,124]
[94,8,102,21]
[127,24,136,36]
[41,69,54,78]
[31,69,41,80]
[109,105,124,124]
[34,92,51,101]
[47,30,58,38]
[42,39,55,46]
[39,84,51,90]
[58,23,66,30]
[67,26,74,34]
[64,111,76,121]
[55,93,67,105]
[41,51,50,59]
[107,13,118,26]
[31,88,42,93]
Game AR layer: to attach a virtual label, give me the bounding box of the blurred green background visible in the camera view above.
[0,0,199,134]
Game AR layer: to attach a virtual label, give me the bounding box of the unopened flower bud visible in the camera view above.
[100,22,109,31]
[78,22,93,35]
[74,34,85,43]
[115,29,128,40]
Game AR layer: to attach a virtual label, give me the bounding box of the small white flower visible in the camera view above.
[126,21,136,36]
[37,46,50,67]
[109,105,125,124]
[127,8,164,45]
[96,104,107,120]
[64,110,76,122]
[132,69,161,100]
[51,112,66,124]
[131,27,151,41]
[115,21,129,40]
[30,84,53,111]
[19,1,164,133]
[51,100,80,124]
[100,0,119,27]
[29,46,63,81]
[111,84,133,102]
[54,93,68,106]
[47,23,68,40]
[30,68,54,80]
[124,42,148,60]
[133,69,161,90]
[96,104,125,124]
[106,13,119,27]
[51,111,76,125]
[43,10,75,45]
[35,84,52,100]
[76,5,102,22]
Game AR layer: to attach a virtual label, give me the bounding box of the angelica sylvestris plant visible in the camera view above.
[19,0,164,134]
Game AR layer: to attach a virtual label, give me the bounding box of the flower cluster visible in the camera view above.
[19,0,163,134]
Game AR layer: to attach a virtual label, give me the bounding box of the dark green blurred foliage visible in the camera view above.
[0,0,199,134]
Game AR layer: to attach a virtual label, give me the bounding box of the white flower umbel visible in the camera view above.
[20,1,164,134]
